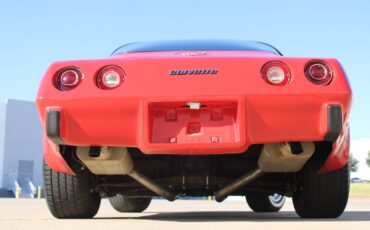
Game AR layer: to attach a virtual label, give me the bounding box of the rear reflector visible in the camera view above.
[55,67,83,91]
[261,62,290,86]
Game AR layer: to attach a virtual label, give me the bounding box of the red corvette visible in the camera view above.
[37,40,352,219]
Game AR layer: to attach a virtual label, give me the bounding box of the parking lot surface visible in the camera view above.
[0,198,369,230]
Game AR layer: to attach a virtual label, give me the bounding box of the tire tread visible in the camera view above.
[43,161,101,219]
[109,195,151,213]
[293,152,349,218]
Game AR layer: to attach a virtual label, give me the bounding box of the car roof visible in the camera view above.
[111,39,282,56]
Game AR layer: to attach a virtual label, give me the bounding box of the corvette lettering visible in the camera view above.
[169,69,218,75]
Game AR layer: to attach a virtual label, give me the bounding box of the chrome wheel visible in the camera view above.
[268,194,285,208]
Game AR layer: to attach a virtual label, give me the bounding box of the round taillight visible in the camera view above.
[305,61,333,85]
[55,68,83,91]
[96,66,125,89]
[261,62,290,86]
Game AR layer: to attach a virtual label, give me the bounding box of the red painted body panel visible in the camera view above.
[37,51,352,174]
[319,126,350,174]
[43,133,74,175]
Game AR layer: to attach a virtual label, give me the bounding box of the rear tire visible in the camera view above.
[43,161,101,219]
[246,193,285,212]
[109,194,152,212]
[292,152,349,218]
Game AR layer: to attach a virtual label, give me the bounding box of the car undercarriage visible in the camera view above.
[60,142,331,199]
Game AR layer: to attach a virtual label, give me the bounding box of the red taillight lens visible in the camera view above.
[55,68,83,91]
[261,62,290,86]
[305,61,333,85]
[96,66,125,89]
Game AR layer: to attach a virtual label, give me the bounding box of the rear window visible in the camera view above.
[111,40,282,56]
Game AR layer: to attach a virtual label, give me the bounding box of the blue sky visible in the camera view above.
[0,0,369,140]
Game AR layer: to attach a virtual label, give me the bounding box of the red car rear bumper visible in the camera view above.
[39,92,351,175]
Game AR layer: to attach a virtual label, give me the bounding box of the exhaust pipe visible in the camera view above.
[214,141,315,202]
[215,168,263,202]
[129,170,176,201]
[76,147,176,201]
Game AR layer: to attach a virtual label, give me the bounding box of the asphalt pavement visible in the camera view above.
[0,197,369,230]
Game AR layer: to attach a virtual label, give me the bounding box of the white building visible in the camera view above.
[0,99,43,197]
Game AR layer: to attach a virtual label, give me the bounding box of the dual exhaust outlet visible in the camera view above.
[77,142,315,202]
